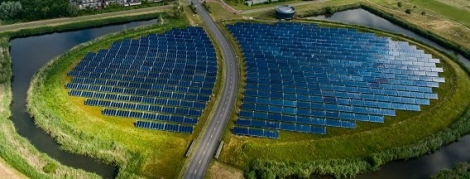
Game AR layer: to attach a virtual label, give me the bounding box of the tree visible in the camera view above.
[67,2,79,17]
[421,11,426,15]
[397,2,402,8]
[405,9,411,14]
[158,13,165,25]
[0,1,23,20]
[172,2,184,18]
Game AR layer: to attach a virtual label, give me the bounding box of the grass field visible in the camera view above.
[26,17,224,178]
[409,0,470,27]
[217,19,470,177]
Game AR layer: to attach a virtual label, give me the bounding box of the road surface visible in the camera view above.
[0,157,26,179]
[183,1,239,179]
[0,5,171,33]
[239,0,329,14]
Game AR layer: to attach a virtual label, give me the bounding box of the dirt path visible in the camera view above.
[0,84,25,179]
[0,5,172,33]
[0,157,26,179]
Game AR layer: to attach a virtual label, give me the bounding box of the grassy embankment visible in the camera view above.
[0,39,101,179]
[212,1,470,177]
[26,16,225,178]
[432,159,470,179]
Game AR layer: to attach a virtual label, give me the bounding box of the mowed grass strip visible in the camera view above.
[219,21,470,168]
[409,0,470,27]
[28,18,210,178]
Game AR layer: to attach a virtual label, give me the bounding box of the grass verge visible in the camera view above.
[432,160,470,179]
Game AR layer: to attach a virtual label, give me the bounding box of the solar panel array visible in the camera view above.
[227,22,444,138]
[66,27,217,134]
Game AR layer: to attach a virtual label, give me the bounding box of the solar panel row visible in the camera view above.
[70,75,214,89]
[233,126,278,139]
[135,121,194,133]
[103,109,197,125]
[66,81,212,96]
[228,22,443,138]
[236,119,327,134]
[66,27,216,134]
[86,99,202,117]
[69,90,206,105]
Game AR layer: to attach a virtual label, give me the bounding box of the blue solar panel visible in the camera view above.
[66,27,216,133]
[135,121,194,133]
[233,126,278,139]
[229,22,444,138]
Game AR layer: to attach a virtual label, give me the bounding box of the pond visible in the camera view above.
[9,19,156,178]
[308,9,470,178]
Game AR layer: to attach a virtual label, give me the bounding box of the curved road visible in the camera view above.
[183,1,239,179]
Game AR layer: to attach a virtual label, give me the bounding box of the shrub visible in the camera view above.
[421,11,426,15]
[397,2,402,8]
[405,9,411,14]
[325,6,334,14]
[42,162,57,174]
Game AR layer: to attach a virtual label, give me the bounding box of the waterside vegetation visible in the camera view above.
[0,38,101,179]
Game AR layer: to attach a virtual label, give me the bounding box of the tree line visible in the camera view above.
[0,0,77,22]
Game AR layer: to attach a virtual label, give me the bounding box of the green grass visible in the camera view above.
[207,2,240,20]
[432,160,470,179]
[27,18,210,178]
[409,0,470,27]
[218,19,470,174]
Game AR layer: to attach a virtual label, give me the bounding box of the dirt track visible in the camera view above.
[0,157,26,179]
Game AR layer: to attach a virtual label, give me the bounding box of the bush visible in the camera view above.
[405,9,411,14]
[421,11,426,15]
[325,6,334,14]
[397,2,402,8]
[42,162,57,174]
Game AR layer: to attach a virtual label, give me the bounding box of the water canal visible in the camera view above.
[9,19,156,178]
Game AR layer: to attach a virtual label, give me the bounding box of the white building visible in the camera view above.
[71,0,143,10]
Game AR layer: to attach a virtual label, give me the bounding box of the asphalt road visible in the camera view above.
[183,1,239,179]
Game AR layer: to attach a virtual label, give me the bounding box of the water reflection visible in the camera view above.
[308,8,470,66]
[308,9,470,178]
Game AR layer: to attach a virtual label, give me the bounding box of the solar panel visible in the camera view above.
[66,27,216,133]
[229,22,444,138]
